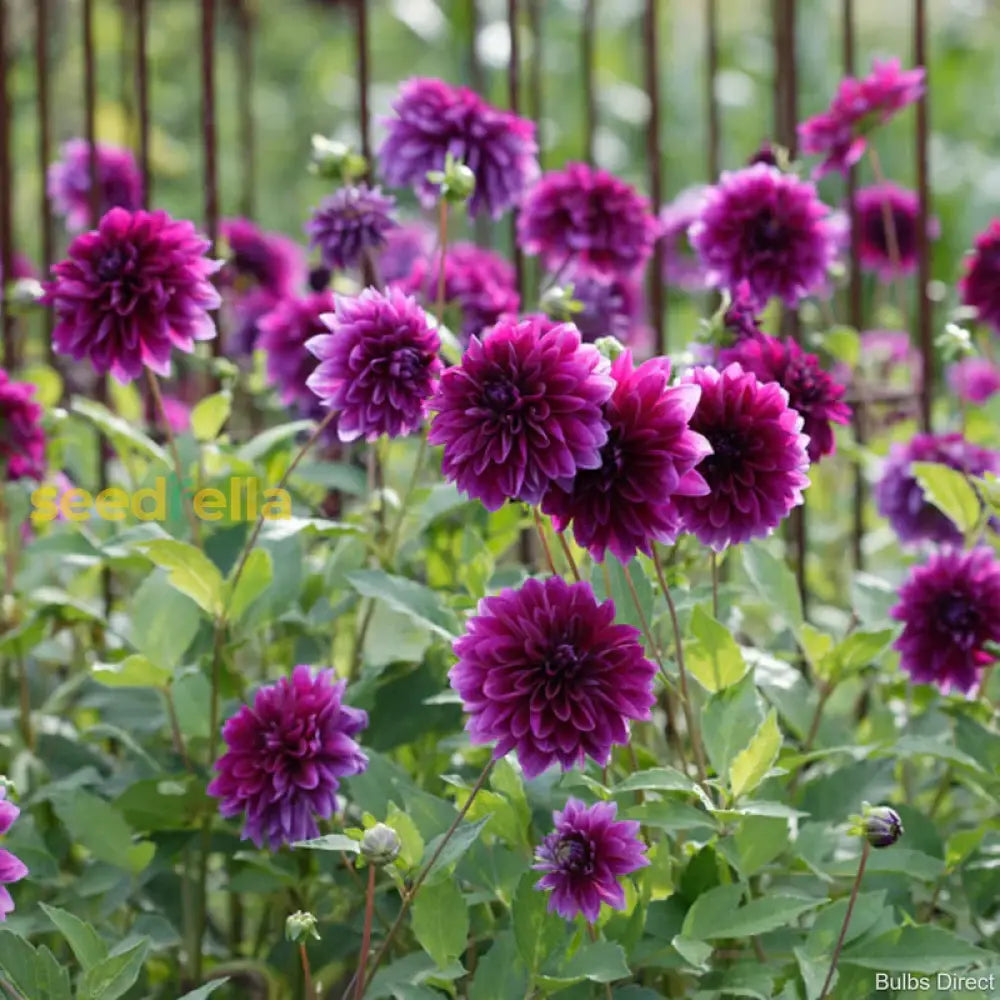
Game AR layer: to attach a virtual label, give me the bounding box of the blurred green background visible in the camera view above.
[5,0,1000,321]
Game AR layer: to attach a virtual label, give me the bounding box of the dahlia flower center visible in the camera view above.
[483,378,520,415]
[232,247,273,286]
[96,247,129,283]
[554,832,594,875]
[748,209,789,254]
[701,427,748,477]
[545,641,584,679]
[596,430,626,489]
[935,590,980,644]
[787,363,821,406]
[389,346,425,381]
[865,205,914,256]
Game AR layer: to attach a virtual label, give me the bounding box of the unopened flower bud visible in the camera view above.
[850,803,904,849]
[593,336,627,362]
[308,266,332,292]
[937,322,973,362]
[360,822,401,866]
[285,910,321,943]
[428,153,476,205]
[540,283,584,322]
[310,135,367,183]
[7,278,45,314]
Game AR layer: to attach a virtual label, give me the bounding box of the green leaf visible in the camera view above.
[171,669,213,739]
[134,539,224,617]
[734,815,790,876]
[468,933,528,1000]
[702,673,764,781]
[411,878,469,968]
[686,606,747,691]
[51,791,153,873]
[804,892,887,958]
[840,925,991,973]
[613,766,706,800]
[347,569,460,639]
[39,903,108,969]
[822,325,860,367]
[237,419,315,462]
[911,461,981,534]
[92,653,171,689]
[742,543,803,637]
[0,931,72,1000]
[512,871,567,973]
[71,396,170,465]
[292,833,360,854]
[225,548,273,622]
[683,884,820,941]
[176,981,231,1000]
[819,628,895,680]
[190,390,232,441]
[386,804,425,870]
[127,570,202,670]
[78,939,150,1000]
[558,941,630,983]
[590,557,654,634]
[729,710,782,799]
[421,815,491,880]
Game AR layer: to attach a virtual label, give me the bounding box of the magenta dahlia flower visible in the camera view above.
[378,77,539,219]
[392,242,519,343]
[305,287,442,442]
[518,163,659,278]
[659,186,710,290]
[873,433,1000,547]
[718,334,851,463]
[208,666,368,849]
[723,279,764,342]
[46,208,220,383]
[305,184,397,272]
[798,58,926,178]
[534,798,648,923]
[378,223,434,283]
[0,786,27,921]
[854,183,936,278]
[542,352,710,562]
[47,139,143,232]
[0,253,37,283]
[689,164,839,309]
[948,357,1000,405]
[674,363,810,550]
[960,220,1000,335]
[450,576,656,777]
[560,269,643,345]
[429,316,614,510]
[0,370,46,481]
[892,548,1000,695]
[257,291,336,413]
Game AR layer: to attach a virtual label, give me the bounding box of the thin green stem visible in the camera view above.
[710,551,719,619]
[300,943,314,999]
[354,863,377,1000]
[532,507,558,576]
[552,522,581,582]
[436,200,449,326]
[385,433,428,561]
[818,841,871,1000]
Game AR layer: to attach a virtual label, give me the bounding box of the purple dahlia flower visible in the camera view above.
[47,139,143,232]
[0,253,37,283]
[892,548,1000,695]
[854,183,936,279]
[960,220,1000,335]
[718,334,851,463]
[948,357,1000,405]
[674,363,810,550]
[257,291,336,413]
[723,279,765,342]
[798,58,926,178]
[533,798,648,923]
[659,186,710,291]
[378,77,539,219]
[748,142,780,167]
[689,164,839,309]
[46,208,221,383]
[450,576,656,777]
[518,163,659,278]
[378,223,434,283]
[393,242,519,343]
[559,269,643,345]
[542,351,711,562]
[0,787,27,921]
[305,287,442,442]
[208,666,368,849]
[305,184,397,272]
[873,433,1000,547]
[428,316,614,510]
[0,370,46,481]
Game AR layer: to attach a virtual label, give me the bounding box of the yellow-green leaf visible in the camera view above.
[686,605,747,691]
[729,710,782,799]
[911,462,981,534]
[191,390,232,442]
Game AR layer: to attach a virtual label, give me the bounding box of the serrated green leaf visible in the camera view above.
[71,396,169,465]
[225,548,273,622]
[912,461,981,534]
[742,543,803,637]
[558,941,630,983]
[386,804,424,870]
[702,672,764,781]
[686,606,747,691]
[411,878,469,968]
[237,419,315,462]
[840,925,990,973]
[39,903,108,969]
[683,884,820,941]
[292,833,360,853]
[190,390,232,441]
[92,653,171,689]
[512,871,567,973]
[127,570,201,670]
[176,981,231,1000]
[730,710,782,799]
[51,791,153,873]
[78,939,150,1000]
[134,539,224,616]
[0,931,72,1000]
[468,932,527,1000]
[421,814,490,880]
[347,569,459,639]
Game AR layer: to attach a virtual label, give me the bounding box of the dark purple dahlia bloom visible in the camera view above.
[747,141,780,166]
[0,370,46,481]
[518,163,659,278]
[393,242,519,343]
[429,316,614,511]
[659,186,710,291]
[892,548,1000,695]
[47,139,144,232]
[305,184,397,272]
[0,787,27,921]
[378,77,539,219]
[46,208,220,383]
[853,183,936,278]
[533,798,648,923]
[959,220,1000,335]
[798,58,926,179]
[689,164,839,309]
[542,352,711,562]
[873,433,1000,547]
[948,357,1000,404]
[450,576,656,777]
[674,363,810,550]
[723,279,765,342]
[257,291,337,413]
[208,666,368,849]
[561,269,643,345]
[718,334,851,463]
[305,287,442,442]
[378,223,434,283]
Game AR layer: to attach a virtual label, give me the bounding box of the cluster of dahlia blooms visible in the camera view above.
[0,785,27,920]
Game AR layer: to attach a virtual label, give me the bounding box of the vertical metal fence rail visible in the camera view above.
[355,0,371,178]
[236,1,255,219]
[528,0,543,163]
[706,0,720,179]
[643,0,666,355]
[582,0,596,166]
[914,0,932,432]
[0,0,14,369]
[37,0,54,354]
[844,0,865,571]
[507,0,525,302]
[201,0,220,364]
[467,0,492,246]
[136,0,151,206]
